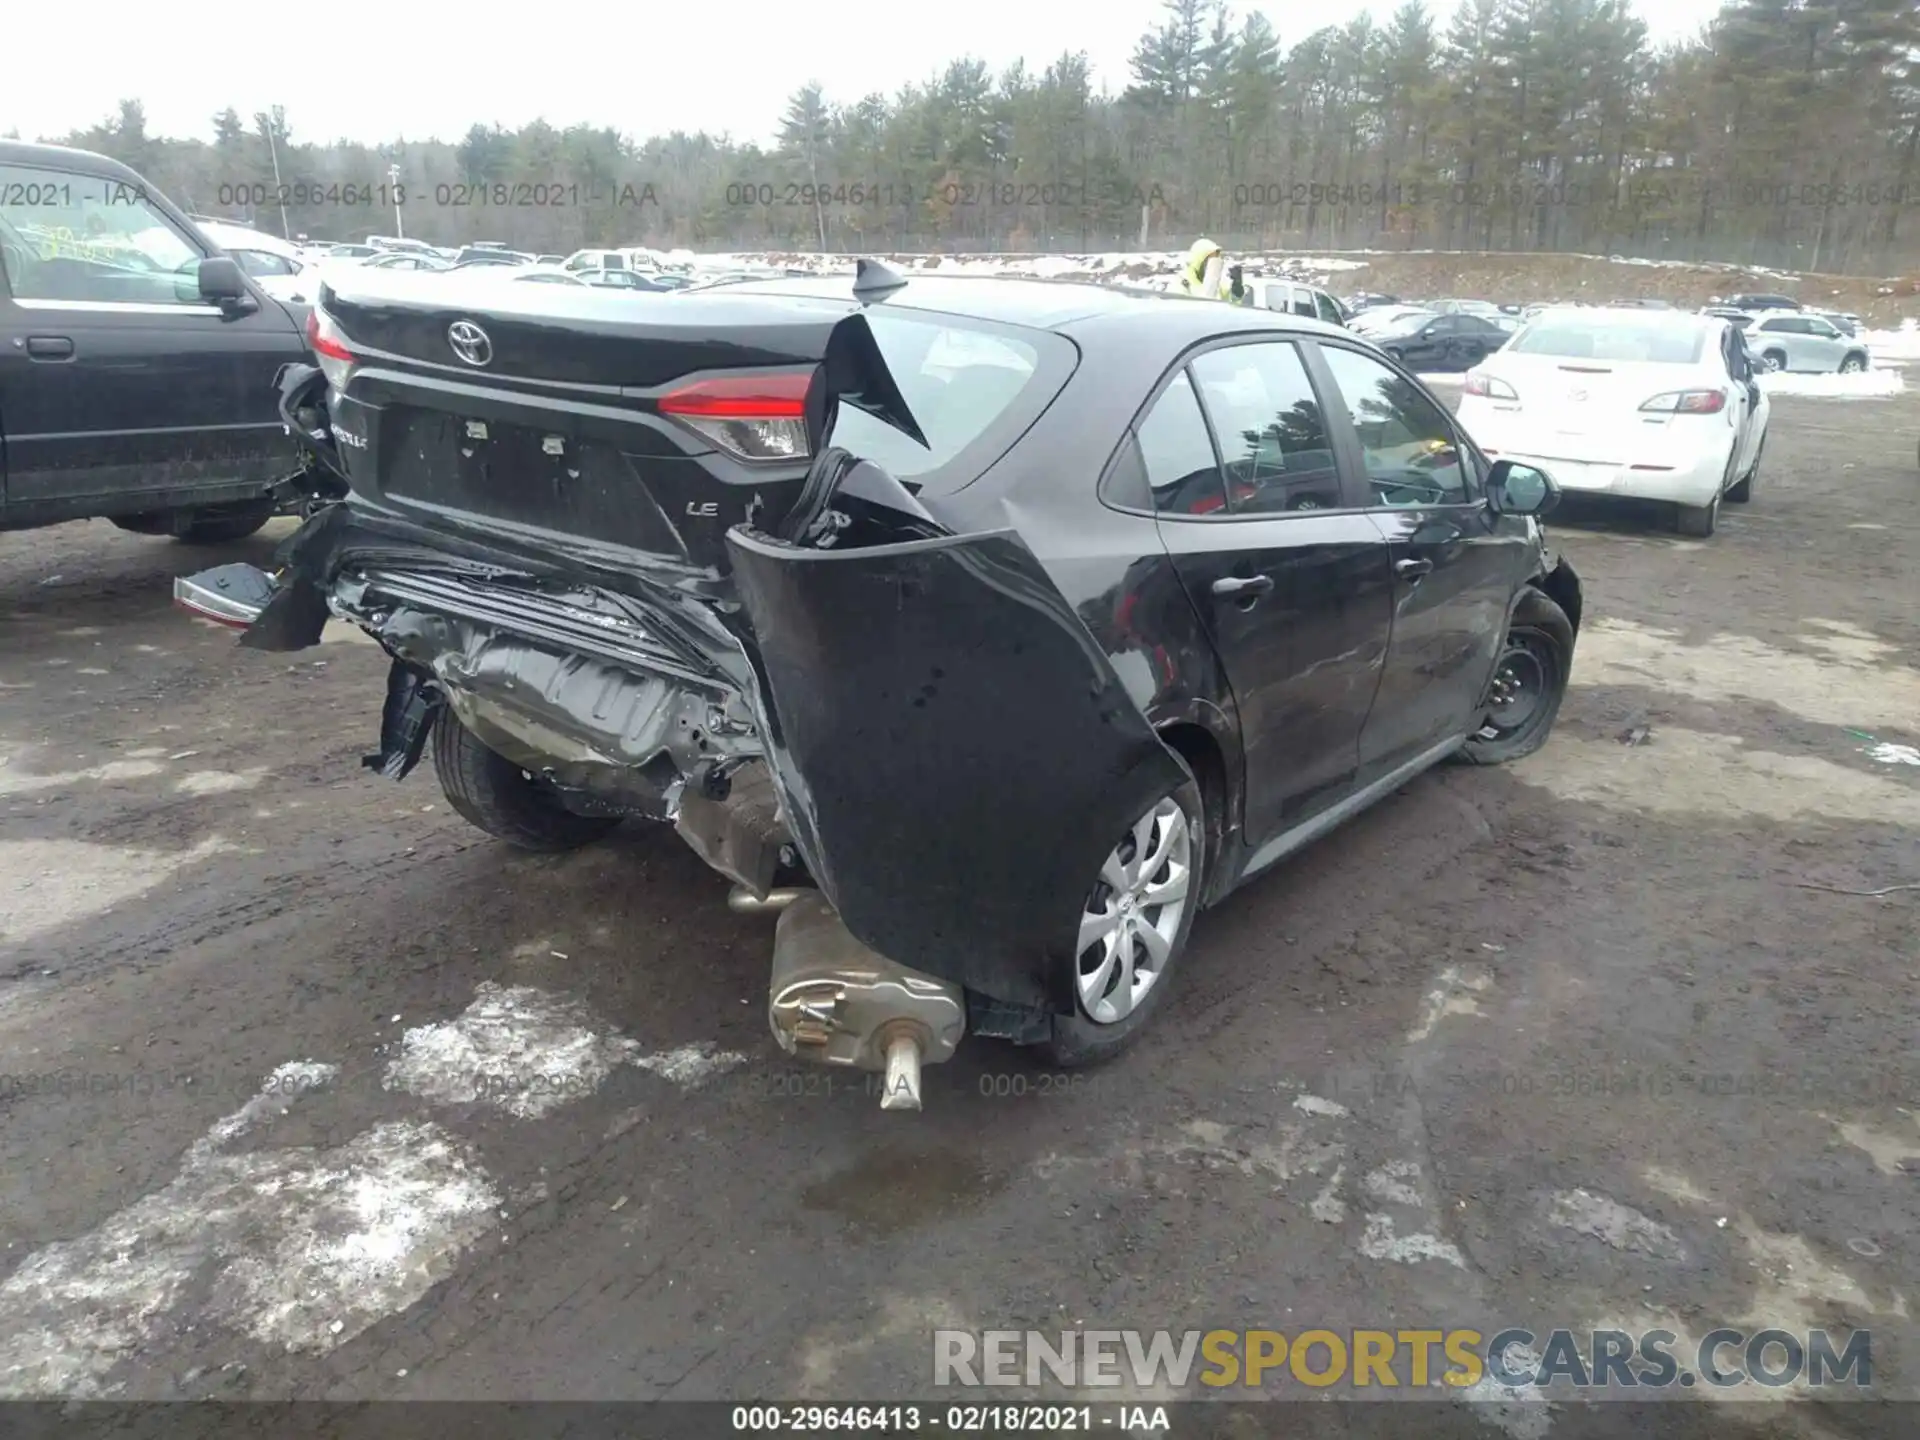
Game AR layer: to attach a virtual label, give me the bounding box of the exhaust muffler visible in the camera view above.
[726,885,809,915]
[765,891,965,1112]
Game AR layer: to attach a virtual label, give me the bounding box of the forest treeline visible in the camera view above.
[16,0,1920,274]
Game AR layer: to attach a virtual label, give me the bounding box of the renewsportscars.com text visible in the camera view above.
[934,1327,1871,1390]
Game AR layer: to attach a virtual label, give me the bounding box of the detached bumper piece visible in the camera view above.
[363,663,443,781]
[726,525,1185,1014]
[173,563,276,629]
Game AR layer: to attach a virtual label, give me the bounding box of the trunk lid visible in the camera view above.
[314,272,922,573]
[1479,355,1707,455]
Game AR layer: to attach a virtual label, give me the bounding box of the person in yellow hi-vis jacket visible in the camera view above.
[1178,238,1255,306]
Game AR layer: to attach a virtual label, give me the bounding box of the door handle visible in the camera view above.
[1211,574,1274,599]
[26,336,74,360]
[1395,557,1434,581]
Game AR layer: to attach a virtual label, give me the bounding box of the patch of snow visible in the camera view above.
[1462,1340,1553,1440]
[1356,1212,1466,1268]
[1291,1093,1348,1118]
[0,836,238,945]
[1758,368,1902,399]
[1308,1166,1347,1223]
[1362,1160,1424,1208]
[632,1042,751,1088]
[383,981,642,1118]
[1546,1188,1686,1260]
[0,757,166,795]
[1865,742,1920,766]
[173,768,271,796]
[1406,964,1492,1042]
[0,1064,498,1396]
[384,982,748,1115]
[1862,319,1920,362]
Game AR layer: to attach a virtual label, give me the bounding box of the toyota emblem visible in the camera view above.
[448,321,492,367]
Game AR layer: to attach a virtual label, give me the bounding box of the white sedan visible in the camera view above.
[1454,307,1769,537]
[194,220,328,305]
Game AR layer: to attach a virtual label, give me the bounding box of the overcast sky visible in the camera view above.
[8,0,1725,150]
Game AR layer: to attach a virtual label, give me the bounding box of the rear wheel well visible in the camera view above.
[1156,721,1228,903]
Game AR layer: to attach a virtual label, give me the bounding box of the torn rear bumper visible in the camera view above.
[725,526,1184,1013]
[197,499,1183,1013]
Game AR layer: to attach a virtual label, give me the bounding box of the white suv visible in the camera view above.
[1743,313,1871,374]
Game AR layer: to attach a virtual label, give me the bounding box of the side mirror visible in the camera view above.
[1488,459,1559,517]
[197,256,257,313]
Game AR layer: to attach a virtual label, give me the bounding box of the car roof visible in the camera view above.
[1525,304,1716,326]
[712,273,1353,343]
[0,139,148,185]
[197,220,302,257]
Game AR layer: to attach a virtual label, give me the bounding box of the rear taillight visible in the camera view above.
[1464,371,1518,399]
[1639,389,1726,414]
[658,370,813,462]
[305,307,356,389]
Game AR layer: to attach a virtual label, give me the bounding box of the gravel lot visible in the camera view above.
[0,390,1914,1435]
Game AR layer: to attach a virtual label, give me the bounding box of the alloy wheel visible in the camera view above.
[1075,796,1193,1024]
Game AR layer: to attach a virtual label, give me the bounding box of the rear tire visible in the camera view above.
[1838,353,1867,374]
[430,711,621,852]
[1036,756,1206,1069]
[1726,435,1762,503]
[174,501,277,544]
[1456,592,1573,766]
[1760,349,1787,373]
[1676,494,1719,537]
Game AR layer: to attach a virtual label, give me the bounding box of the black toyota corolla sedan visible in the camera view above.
[184,263,1581,1075]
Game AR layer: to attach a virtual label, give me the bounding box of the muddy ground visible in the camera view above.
[0,389,1915,1438]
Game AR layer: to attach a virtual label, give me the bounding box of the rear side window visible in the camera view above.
[1135,371,1226,517]
[1314,291,1343,326]
[826,311,1073,495]
[1508,321,1706,363]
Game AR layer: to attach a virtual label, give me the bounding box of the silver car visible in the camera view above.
[1743,312,1871,373]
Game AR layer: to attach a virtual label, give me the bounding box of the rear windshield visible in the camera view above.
[828,311,1074,494]
[1507,321,1706,364]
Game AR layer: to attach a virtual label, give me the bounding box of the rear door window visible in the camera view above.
[1189,342,1344,514]
[1313,291,1344,326]
[825,310,1075,496]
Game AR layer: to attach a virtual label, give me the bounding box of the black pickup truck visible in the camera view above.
[0,140,315,541]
